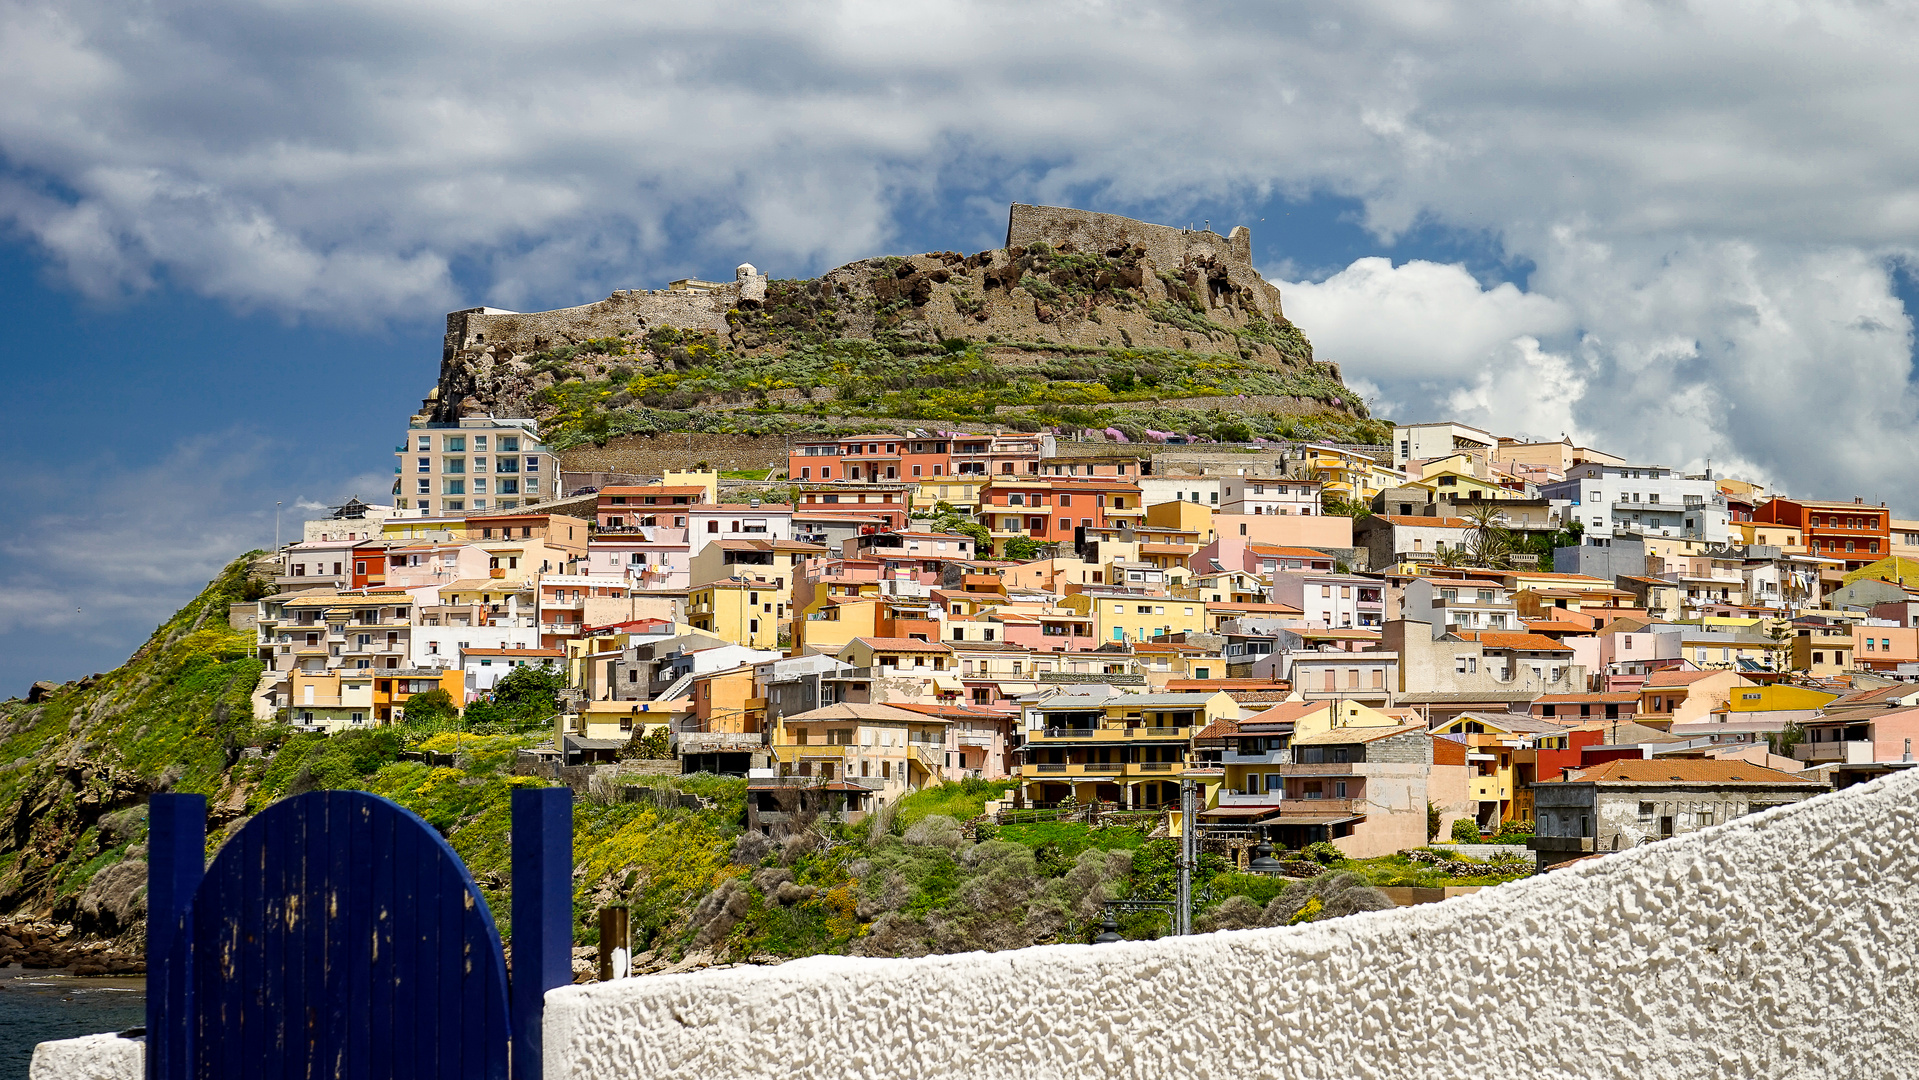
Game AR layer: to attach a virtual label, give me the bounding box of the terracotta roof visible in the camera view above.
[1523,621,1595,634]
[1643,669,1721,688]
[1291,722,1426,745]
[1372,516,1471,527]
[1555,759,1824,785]
[782,702,943,724]
[1239,700,1333,726]
[1192,718,1241,742]
[847,637,955,653]
[1244,545,1336,559]
[1457,632,1574,652]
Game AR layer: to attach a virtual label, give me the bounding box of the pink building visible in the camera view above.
[382,541,492,589]
[587,527,692,590]
[994,608,1099,653]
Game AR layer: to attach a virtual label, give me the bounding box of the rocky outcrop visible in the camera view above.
[421,203,1354,431]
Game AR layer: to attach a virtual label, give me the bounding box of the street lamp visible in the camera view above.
[1248,840,1285,875]
[1093,911,1123,944]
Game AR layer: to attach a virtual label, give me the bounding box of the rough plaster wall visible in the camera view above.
[28,1033,141,1080]
[546,769,1919,1080]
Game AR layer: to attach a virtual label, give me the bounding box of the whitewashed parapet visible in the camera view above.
[544,769,1919,1080]
[28,1032,140,1080]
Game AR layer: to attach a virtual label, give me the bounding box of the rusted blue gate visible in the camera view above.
[146,787,573,1079]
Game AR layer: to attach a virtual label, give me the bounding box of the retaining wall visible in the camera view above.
[543,769,1919,1080]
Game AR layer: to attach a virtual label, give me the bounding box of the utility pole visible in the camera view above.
[1176,777,1197,935]
[275,500,282,551]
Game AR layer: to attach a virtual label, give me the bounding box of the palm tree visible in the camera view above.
[1458,501,1513,569]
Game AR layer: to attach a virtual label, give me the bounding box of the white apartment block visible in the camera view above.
[396,415,559,517]
[1220,478,1322,516]
[1541,464,1730,544]
[1394,422,1498,470]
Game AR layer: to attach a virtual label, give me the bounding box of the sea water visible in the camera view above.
[0,966,144,1080]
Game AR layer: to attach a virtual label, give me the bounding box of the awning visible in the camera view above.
[932,676,966,692]
[1269,814,1362,827]
[1198,806,1278,820]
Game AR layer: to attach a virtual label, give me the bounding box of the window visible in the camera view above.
[443,479,465,495]
[524,457,540,472]
[443,436,465,452]
[417,456,431,473]
[443,457,465,474]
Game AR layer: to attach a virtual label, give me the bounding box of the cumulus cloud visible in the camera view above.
[3,0,1919,507]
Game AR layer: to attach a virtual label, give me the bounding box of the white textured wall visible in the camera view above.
[546,769,1919,1080]
[35,772,1919,1079]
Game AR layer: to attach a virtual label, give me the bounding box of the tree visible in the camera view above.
[1320,492,1373,519]
[1426,800,1442,843]
[465,662,567,725]
[1459,501,1514,569]
[401,688,458,725]
[1766,618,1795,672]
[1002,536,1046,561]
[1767,720,1806,758]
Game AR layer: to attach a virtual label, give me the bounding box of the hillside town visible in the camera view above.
[235,413,1919,872]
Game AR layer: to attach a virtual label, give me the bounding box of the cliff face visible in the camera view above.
[425,204,1382,449]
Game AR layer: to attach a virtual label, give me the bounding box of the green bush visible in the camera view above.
[1451,818,1483,844]
[1302,841,1345,865]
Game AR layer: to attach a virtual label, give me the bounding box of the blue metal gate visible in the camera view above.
[147,787,574,1080]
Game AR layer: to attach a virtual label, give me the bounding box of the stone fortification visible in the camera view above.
[423,204,1346,431]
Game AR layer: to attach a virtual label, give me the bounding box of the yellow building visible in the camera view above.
[1062,590,1209,645]
[1020,690,1237,809]
[565,697,686,744]
[1731,521,1807,553]
[1427,712,1551,825]
[284,668,377,730]
[912,476,988,516]
[687,578,782,649]
[770,702,953,800]
[793,595,884,655]
[1142,499,1217,542]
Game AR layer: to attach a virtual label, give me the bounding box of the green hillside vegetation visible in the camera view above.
[528,299,1387,450]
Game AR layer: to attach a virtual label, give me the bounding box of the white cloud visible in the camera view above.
[2,0,1919,506]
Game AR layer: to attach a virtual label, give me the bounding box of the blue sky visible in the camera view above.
[5,0,1919,691]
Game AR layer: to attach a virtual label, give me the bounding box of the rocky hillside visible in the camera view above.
[427,204,1389,449]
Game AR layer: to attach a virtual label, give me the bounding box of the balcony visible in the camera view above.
[1213,793,1359,815]
[1223,748,1293,766]
[1028,725,1191,742]
[1795,739,1875,765]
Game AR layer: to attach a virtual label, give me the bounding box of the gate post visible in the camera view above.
[146,793,205,1080]
[512,786,573,1080]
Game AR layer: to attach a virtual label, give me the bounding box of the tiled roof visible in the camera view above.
[1371,516,1471,527]
[1244,545,1336,559]
[848,637,955,653]
[1643,669,1722,688]
[1557,759,1823,785]
[1458,632,1574,652]
[782,702,943,724]
[1290,722,1426,745]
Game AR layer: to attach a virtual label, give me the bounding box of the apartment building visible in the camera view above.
[1541,463,1730,543]
[395,415,558,516]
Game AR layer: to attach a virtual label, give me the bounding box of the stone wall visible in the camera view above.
[539,768,1919,1080]
[560,434,792,478]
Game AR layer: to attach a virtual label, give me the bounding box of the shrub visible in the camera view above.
[1302,841,1345,865]
[1451,818,1483,844]
[403,688,458,725]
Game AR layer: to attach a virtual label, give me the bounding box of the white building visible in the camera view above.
[462,646,566,695]
[1394,422,1498,471]
[1268,571,1381,629]
[1138,476,1224,509]
[1542,464,1730,543]
[1221,478,1322,516]
[687,502,795,559]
